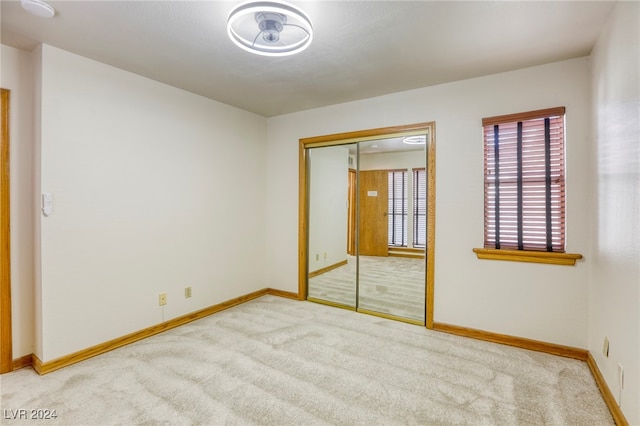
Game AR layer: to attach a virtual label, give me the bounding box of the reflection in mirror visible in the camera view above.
[357,136,427,322]
[301,123,434,327]
[307,144,357,308]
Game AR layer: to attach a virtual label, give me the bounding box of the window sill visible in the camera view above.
[472,248,583,266]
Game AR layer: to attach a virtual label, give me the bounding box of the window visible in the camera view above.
[482,107,566,252]
[388,170,407,246]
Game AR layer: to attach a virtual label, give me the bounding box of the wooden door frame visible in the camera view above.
[347,169,356,255]
[1,88,12,373]
[299,122,436,328]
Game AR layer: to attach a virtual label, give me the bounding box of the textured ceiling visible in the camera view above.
[1,1,617,117]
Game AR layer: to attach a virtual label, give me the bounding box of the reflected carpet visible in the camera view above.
[308,256,425,321]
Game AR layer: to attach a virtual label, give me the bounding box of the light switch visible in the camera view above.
[42,192,53,216]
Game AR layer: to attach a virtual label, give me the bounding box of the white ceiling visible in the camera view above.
[1,0,616,117]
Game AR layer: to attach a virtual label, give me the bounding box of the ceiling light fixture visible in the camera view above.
[21,0,55,18]
[402,135,427,145]
[227,1,313,57]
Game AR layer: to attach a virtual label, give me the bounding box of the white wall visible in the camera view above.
[0,45,35,358]
[266,58,592,348]
[360,150,425,171]
[589,2,640,424]
[34,45,267,361]
[307,145,349,273]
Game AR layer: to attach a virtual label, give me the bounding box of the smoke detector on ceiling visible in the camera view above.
[21,0,55,18]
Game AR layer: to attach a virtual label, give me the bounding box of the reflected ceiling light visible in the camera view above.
[21,0,55,18]
[402,135,427,145]
[227,1,313,57]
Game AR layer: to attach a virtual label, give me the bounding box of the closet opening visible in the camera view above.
[298,122,436,328]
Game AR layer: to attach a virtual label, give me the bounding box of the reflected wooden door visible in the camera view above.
[358,170,388,256]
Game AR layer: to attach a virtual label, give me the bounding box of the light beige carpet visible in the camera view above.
[0,295,612,425]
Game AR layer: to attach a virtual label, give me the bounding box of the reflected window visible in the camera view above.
[387,169,427,248]
[388,170,408,246]
[413,168,427,248]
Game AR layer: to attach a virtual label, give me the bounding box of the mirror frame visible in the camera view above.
[298,122,436,328]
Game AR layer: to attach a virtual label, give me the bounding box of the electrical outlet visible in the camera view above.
[315,254,319,261]
[159,293,167,306]
[602,336,609,357]
[618,363,624,390]
[185,286,192,298]
[617,363,624,407]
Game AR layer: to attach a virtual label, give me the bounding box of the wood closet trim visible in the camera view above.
[0,88,11,374]
[298,122,436,328]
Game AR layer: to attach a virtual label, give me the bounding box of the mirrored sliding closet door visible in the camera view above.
[356,138,427,323]
[306,144,357,308]
[303,124,433,326]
